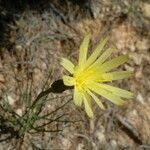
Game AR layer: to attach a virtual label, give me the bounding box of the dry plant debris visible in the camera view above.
[0,0,150,149]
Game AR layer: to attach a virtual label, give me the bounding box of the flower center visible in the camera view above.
[74,69,93,87]
[75,77,84,87]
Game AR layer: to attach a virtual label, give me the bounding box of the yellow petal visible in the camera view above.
[103,71,133,81]
[83,92,94,118]
[87,89,105,110]
[91,47,113,67]
[96,71,133,82]
[73,87,83,106]
[84,37,108,68]
[63,75,75,86]
[79,33,91,66]
[100,55,129,72]
[61,58,75,74]
[101,73,113,81]
[99,84,133,98]
[89,82,125,105]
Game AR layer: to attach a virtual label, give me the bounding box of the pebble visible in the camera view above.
[7,95,16,106]
[0,74,5,83]
[62,138,72,149]
[95,132,106,144]
[110,140,117,149]
[136,93,145,105]
[142,3,150,18]
[76,143,85,150]
[136,39,149,51]
[124,64,134,72]
[16,108,23,116]
[130,53,142,65]
[135,67,143,79]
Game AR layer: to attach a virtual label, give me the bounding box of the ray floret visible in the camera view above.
[61,34,133,118]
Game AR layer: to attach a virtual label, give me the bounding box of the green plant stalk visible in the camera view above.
[19,79,72,137]
[19,87,53,136]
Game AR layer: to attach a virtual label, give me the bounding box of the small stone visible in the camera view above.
[95,132,106,144]
[142,3,150,18]
[124,64,134,72]
[135,67,143,79]
[16,108,23,116]
[136,93,145,105]
[76,143,85,150]
[110,140,117,149]
[136,39,149,51]
[7,95,16,106]
[130,109,138,116]
[130,44,136,52]
[90,1,101,18]
[0,74,5,83]
[15,45,22,51]
[130,53,142,65]
[62,138,71,149]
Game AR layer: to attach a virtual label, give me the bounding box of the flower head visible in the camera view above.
[61,33,133,118]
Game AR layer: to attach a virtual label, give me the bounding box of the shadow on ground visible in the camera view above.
[0,0,91,51]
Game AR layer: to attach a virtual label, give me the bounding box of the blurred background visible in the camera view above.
[0,0,150,149]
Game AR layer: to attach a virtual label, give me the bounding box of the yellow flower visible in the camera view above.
[61,33,133,118]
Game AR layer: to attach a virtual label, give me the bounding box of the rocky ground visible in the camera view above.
[0,0,150,149]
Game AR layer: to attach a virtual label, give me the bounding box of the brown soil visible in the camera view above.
[0,0,150,149]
